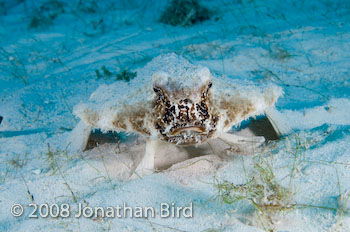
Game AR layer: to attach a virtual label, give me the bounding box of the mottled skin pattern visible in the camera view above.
[71,53,285,178]
[152,81,219,145]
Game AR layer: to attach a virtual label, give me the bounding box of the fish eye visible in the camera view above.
[153,86,160,93]
[154,85,168,102]
[207,82,212,89]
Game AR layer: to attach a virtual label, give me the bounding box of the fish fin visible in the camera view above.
[265,107,292,137]
[67,120,91,152]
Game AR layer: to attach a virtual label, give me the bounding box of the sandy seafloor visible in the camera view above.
[1,0,350,231]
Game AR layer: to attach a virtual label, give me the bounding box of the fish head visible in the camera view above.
[152,67,218,145]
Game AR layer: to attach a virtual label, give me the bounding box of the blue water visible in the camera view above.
[0,0,350,231]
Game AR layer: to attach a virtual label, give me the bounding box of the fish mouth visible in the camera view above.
[169,126,206,136]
